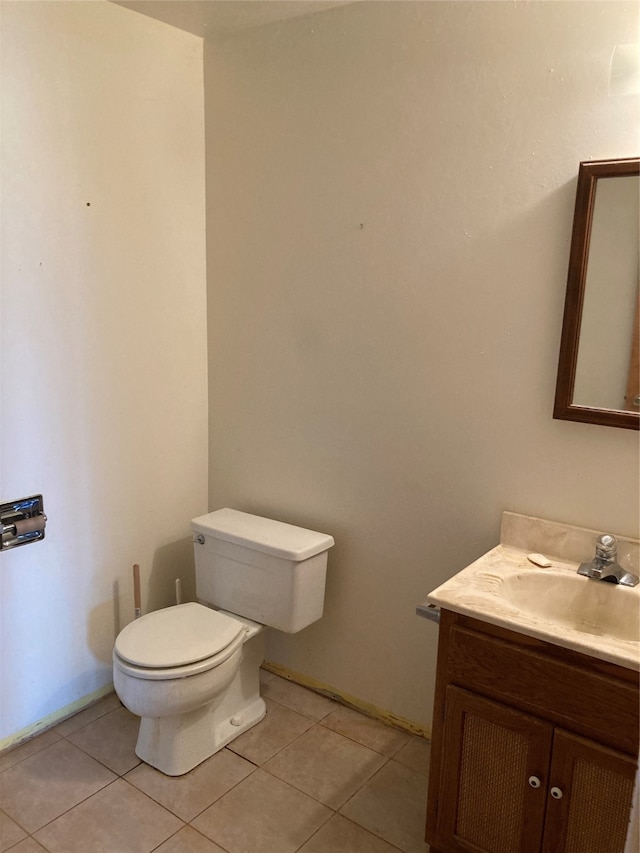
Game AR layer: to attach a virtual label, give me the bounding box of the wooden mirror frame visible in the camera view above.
[554,157,640,430]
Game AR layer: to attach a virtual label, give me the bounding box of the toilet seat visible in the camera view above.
[113,602,245,680]
[113,633,244,680]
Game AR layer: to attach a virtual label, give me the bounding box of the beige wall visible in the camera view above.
[0,1,207,745]
[205,1,639,730]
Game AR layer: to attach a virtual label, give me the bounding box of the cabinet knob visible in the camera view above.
[550,786,563,799]
[528,776,542,789]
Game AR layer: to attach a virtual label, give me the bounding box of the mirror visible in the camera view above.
[554,157,639,430]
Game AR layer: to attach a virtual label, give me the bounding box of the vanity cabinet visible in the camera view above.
[426,610,639,853]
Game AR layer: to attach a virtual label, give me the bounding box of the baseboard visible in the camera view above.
[2,666,432,756]
[0,682,115,755]
[262,661,431,740]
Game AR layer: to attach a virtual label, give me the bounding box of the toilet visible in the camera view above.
[112,508,334,776]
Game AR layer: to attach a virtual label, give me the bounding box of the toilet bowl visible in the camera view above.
[113,602,266,775]
[113,509,334,776]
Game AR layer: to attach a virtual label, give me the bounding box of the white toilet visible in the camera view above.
[112,509,334,776]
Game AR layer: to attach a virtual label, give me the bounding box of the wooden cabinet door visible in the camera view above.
[542,729,637,853]
[436,686,553,853]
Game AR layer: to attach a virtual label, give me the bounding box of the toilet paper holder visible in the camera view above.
[1,495,47,551]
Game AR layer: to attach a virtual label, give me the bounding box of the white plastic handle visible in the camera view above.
[550,786,563,799]
[528,776,541,789]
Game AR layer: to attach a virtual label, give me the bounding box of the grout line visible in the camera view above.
[26,776,121,843]
[0,695,123,775]
[316,716,411,758]
[54,697,124,739]
[0,686,116,755]
[0,806,31,845]
[4,679,431,853]
[291,801,335,853]
[263,679,415,760]
[256,723,396,814]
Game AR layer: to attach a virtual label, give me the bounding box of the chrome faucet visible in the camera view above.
[577,534,639,587]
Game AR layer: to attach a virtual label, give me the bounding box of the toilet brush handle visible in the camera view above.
[133,563,141,618]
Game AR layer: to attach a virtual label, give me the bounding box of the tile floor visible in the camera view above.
[0,671,431,853]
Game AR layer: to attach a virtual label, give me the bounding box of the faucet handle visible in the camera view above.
[595,534,617,560]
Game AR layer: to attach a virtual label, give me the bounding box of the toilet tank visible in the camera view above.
[191,509,334,633]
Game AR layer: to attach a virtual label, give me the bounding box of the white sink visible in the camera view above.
[499,570,640,644]
[425,528,640,670]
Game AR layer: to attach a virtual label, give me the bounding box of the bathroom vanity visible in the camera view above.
[421,513,640,853]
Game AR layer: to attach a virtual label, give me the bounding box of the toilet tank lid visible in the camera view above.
[191,509,335,561]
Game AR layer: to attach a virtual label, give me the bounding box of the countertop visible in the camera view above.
[419,512,640,671]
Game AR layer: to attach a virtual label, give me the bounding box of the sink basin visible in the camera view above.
[500,571,640,644]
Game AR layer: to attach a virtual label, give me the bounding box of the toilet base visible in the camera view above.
[134,623,266,776]
[135,695,266,776]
